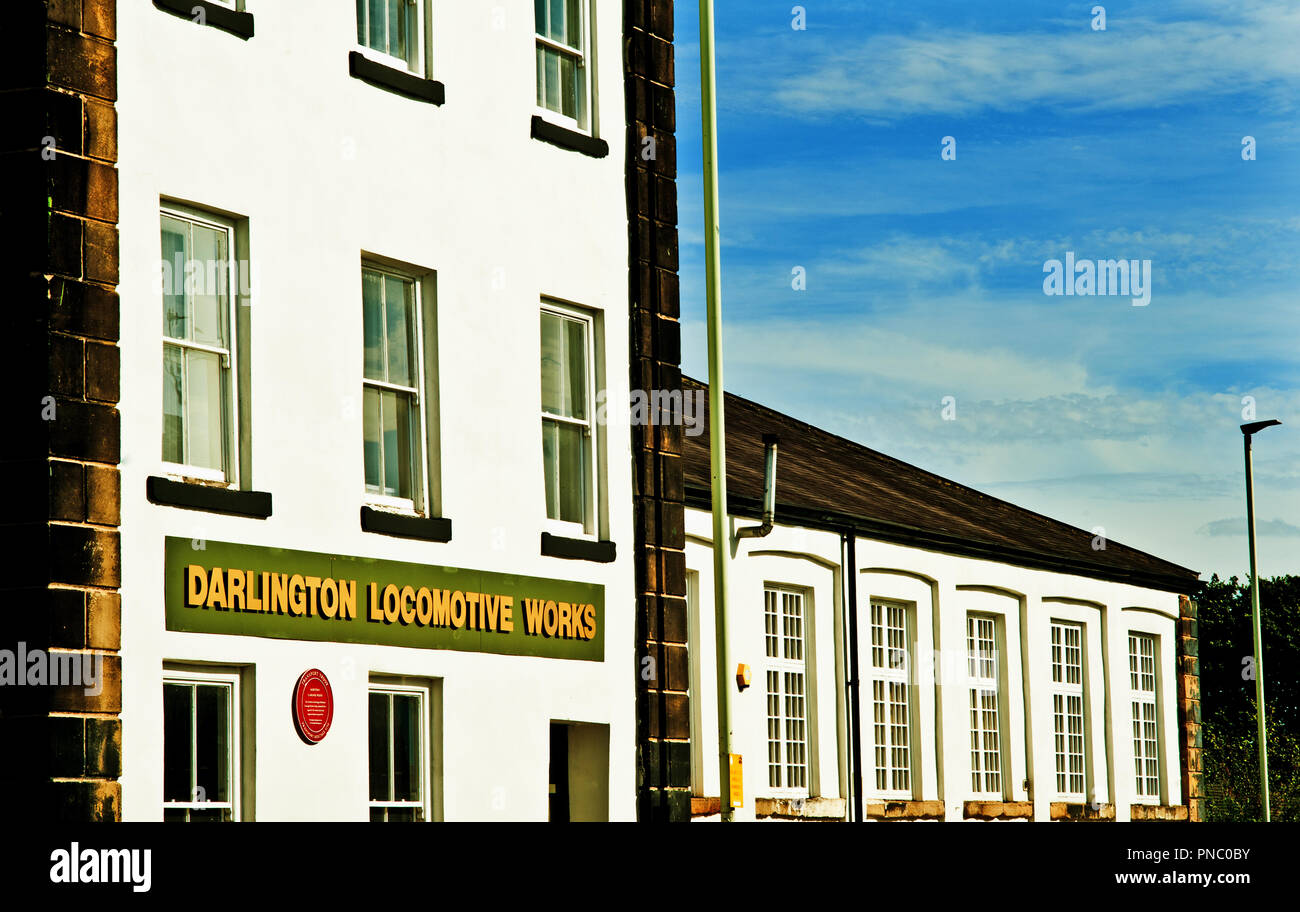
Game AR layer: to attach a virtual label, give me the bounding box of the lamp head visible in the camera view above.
[1241,419,1282,436]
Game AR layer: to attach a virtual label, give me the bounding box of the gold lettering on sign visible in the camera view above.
[321,578,338,619]
[207,568,228,610]
[271,573,289,615]
[524,598,543,635]
[305,577,322,616]
[248,571,264,612]
[339,580,356,620]
[400,586,416,625]
[228,569,246,612]
[383,584,400,624]
[288,574,306,616]
[431,589,451,626]
[178,559,590,643]
[186,565,207,607]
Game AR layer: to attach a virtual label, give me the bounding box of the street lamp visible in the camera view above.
[1241,418,1281,821]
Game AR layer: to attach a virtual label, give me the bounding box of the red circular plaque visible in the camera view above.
[292,669,333,744]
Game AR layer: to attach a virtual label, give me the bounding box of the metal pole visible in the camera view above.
[1244,432,1270,821]
[698,0,734,821]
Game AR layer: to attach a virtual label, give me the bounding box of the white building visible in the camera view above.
[112,0,647,822]
[680,378,1202,822]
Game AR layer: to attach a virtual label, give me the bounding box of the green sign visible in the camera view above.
[164,537,604,661]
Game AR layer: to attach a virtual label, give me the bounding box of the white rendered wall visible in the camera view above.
[116,2,635,821]
[685,507,1184,822]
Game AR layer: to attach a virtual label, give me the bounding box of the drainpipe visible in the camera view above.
[838,532,856,821]
[734,435,778,542]
[845,531,863,822]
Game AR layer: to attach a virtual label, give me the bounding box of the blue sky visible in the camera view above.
[673,0,1300,580]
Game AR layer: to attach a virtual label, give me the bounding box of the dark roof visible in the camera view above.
[680,377,1199,593]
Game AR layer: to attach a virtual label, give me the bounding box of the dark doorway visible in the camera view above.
[548,722,570,822]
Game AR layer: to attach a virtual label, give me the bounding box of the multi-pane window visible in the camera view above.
[369,685,429,822]
[163,672,238,822]
[357,0,424,72]
[540,306,595,532]
[869,601,911,796]
[161,208,237,483]
[1130,633,1160,800]
[764,588,808,794]
[1050,621,1086,800]
[967,614,1003,797]
[535,0,590,130]
[363,266,425,507]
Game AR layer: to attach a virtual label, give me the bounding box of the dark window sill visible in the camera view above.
[540,532,615,563]
[530,116,608,158]
[360,507,452,542]
[349,52,445,104]
[147,476,272,518]
[154,0,255,40]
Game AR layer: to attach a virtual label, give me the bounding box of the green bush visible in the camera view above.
[1198,574,1300,821]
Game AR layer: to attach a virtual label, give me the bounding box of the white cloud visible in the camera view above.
[765,6,1300,120]
[1200,517,1300,537]
[719,317,1096,401]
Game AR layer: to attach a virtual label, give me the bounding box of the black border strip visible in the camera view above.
[530,116,609,158]
[147,476,272,518]
[154,0,255,40]
[540,532,616,563]
[685,485,1198,594]
[360,506,452,542]
[348,52,445,104]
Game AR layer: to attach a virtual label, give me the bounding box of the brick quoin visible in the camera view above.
[626,0,690,822]
[1178,594,1204,822]
[0,0,122,822]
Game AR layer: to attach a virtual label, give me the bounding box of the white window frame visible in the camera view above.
[162,668,241,822]
[160,204,240,487]
[356,0,428,75]
[368,681,432,822]
[867,600,913,798]
[686,569,705,797]
[1050,620,1087,802]
[534,0,594,134]
[362,262,430,514]
[967,613,1004,799]
[540,301,598,538]
[764,586,810,798]
[1129,632,1161,803]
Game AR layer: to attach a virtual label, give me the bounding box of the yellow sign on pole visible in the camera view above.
[728,754,743,808]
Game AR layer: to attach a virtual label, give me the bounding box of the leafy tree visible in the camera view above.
[1198,574,1300,821]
